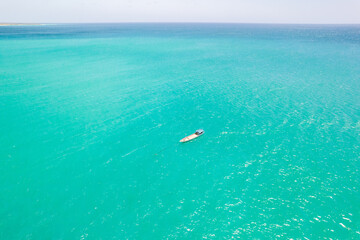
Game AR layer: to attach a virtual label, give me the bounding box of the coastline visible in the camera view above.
[0,23,46,26]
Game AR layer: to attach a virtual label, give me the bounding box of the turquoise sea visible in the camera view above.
[1,24,360,239]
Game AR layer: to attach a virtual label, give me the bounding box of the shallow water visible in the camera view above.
[1,24,360,239]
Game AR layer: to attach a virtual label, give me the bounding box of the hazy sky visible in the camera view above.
[1,0,360,24]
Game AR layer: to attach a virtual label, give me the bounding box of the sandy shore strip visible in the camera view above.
[0,23,47,26]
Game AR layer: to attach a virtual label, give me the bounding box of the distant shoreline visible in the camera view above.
[0,23,46,26]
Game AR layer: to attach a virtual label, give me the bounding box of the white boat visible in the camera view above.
[180,129,204,143]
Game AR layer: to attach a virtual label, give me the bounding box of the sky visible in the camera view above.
[1,0,360,24]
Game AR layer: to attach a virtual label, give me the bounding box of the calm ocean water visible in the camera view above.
[1,24,360,239]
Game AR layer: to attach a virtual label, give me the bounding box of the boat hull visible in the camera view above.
[180,133,203,143]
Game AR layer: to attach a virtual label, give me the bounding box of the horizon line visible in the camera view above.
[1,21,360,25]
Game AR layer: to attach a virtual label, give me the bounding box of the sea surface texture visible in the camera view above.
[1,24,360,239]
